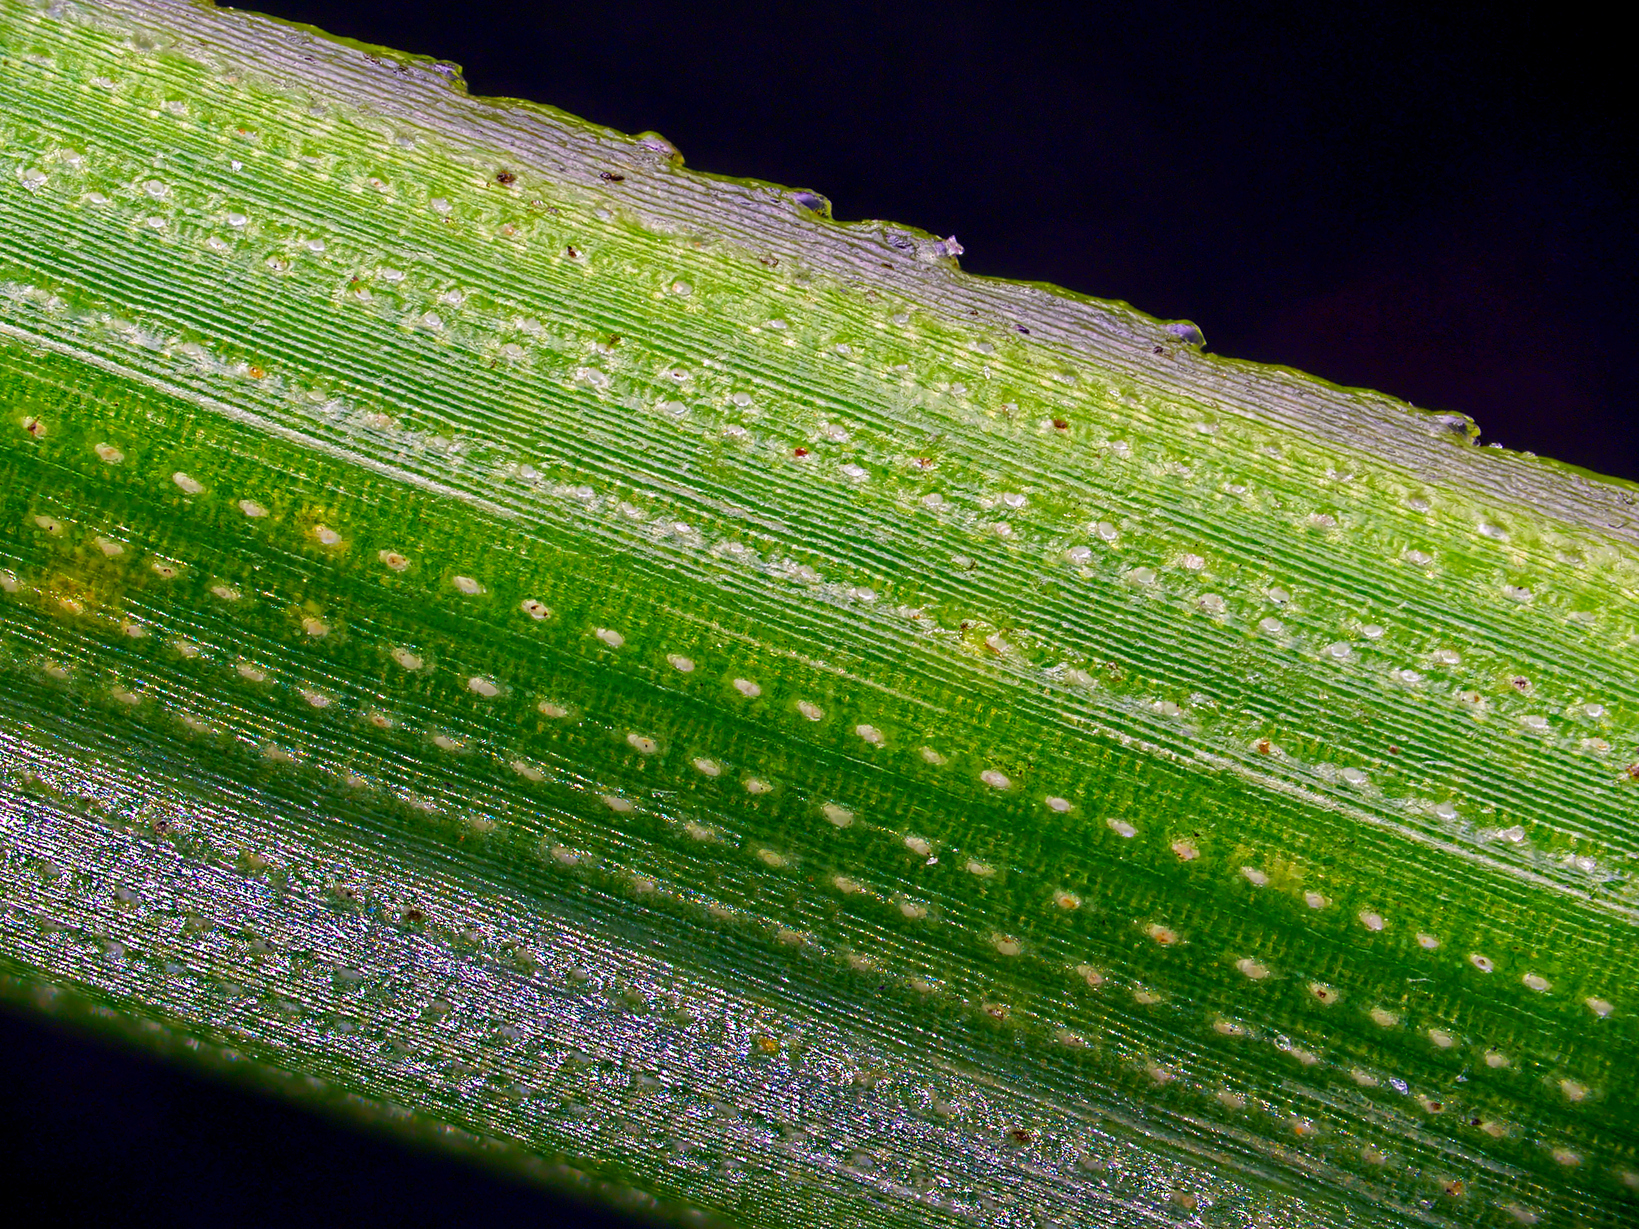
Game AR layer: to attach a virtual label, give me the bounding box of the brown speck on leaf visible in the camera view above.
[247,365,266,379]
[494,170,515,185]
[753,1034,779,1055]
[599,171,624,182]
[1007,1128,1035,1145]
[1511,676,1531,691]
[1626,761,1639,781]
[793,447,809,457]
[1052,418,1069,430]
[605,334,622,346]
[759,255,779,267]
[1254,737,1274,755]
[565,245,579,260]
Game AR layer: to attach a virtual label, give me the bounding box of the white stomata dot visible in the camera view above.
[538,701,568,718]
[379,550,410,571]
[920,746,947,765]
[1065,546,1092,565]
[1361,623,1385,639]
[452,575,484,596]
[1199,593,1226,614]
[1416,932,1440,950]
[904,835,932,857]
[898,899,926,919]
[511,760,545,782]
[1304,891,1327,909]
[603,795,634,813]
[981,769,1011,789]
[236,662,267,683]
[1428,1028,1456,1048]
[1522,972,1551,992]
[1586,997,1614,1017]
[1435,801,1459,820]
[1551,1149,1580,1167]
[667,653,694,672]
[733,678,761,698]
[1342,767,1368,786]
[757,849,786,869]
[431,734,463,752]
[626,733,658,754]
[691,757,721,777]
[520,599,551,620]
[595,628,624,648]
[392,648,423,671]
[1484,1049,1510,1068]
[313,524,341,546]
[1235,958,1269,980]
[1107,817,1136,838]
[172,472,204,495]
[1369,1007,1399,1028]
[1241,866,1269,887]
[1044,796,1072,813]
[467,676,500,698]
[1470,953,1495,973]
[238,499,268,518]
[1094,520,1118,541]
[821,803,853,827]
[855,723,884,744]
[1560,1079,1587,1102]
[1146,923,1177,944]
[1170,838,1200,861]
[796,699,824,720]
[1055,891,1082,910]
[94,443,124,464]
[301,616,329,637]
[744,777,772,795]
[1359,910,1385,931]
[1326,642,1352,659]
[833,875,862,894]
[965,858,993,876]
[210,583,238,601]
[1075,964,1105,988]
[1258,617,1284,635]
[993,935,1022,956]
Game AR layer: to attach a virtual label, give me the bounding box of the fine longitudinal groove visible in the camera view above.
[1,2,1636,1227]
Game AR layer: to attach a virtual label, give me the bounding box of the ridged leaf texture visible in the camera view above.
[0,2,1635,1225]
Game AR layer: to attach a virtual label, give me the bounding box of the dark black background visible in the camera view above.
[3,1,1632,1224]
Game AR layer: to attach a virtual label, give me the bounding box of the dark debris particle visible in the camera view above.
[599,171,625,183]
[494,170,516,186]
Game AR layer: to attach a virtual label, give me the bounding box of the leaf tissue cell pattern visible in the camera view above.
[0,2,1635,1226]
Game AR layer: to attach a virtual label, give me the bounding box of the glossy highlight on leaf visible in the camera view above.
[0,2,1636,1226]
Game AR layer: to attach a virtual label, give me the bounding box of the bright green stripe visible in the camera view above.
[1,2,1636,1226]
